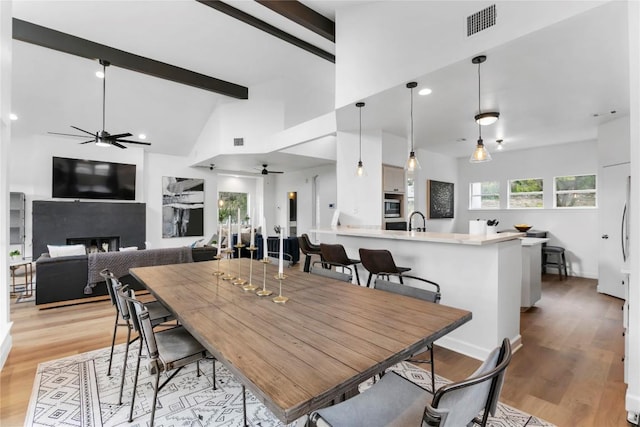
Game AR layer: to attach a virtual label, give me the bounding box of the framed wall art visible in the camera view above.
[427,180,454,219]
[162,176,204,238]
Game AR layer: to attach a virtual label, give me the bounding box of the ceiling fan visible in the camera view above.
[48,59,151,149]
[258,164,284,175]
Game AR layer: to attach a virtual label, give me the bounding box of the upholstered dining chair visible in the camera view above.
[120,288,213,427]
[308,338,512,427]
[99,269,174,379]
[374,273,441,393]
[109,276,174,405]
[320,243,361,285]
[359,248,411,287]
[310,260,353,283]
[298,233,323,272]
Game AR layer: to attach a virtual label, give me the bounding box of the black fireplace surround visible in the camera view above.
[32,200,146,258]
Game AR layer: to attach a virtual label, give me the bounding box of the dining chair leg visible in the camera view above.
[149,369,161,427]
[118,325,132,405]
[213,359,216,390]
[107,311,119,376]
[128,339,144,422]
[242,385,248,427]
[429,345,435,393]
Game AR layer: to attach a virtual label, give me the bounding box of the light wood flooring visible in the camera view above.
[0,273,628,426]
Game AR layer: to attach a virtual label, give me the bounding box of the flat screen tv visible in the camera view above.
[52,157,136,200]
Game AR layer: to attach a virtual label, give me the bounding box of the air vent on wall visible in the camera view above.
[233,137,244,146]
[467,4,496,37]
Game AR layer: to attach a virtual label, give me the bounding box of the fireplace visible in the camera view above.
[67,236,120,253]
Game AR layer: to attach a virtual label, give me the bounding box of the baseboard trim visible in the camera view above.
[435,334,522,362]
[0,322,14,371]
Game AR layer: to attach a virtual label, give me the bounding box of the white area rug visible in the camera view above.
[25,343,555,427]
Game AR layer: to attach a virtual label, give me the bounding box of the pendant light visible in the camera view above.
[469,55,494,163]
[405,82,421,172]
[355,102,365,177]
[472,55,499,126]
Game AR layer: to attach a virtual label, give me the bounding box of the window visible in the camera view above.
[469,181,500,209]
[508,178,543,208]
[218,192,249,223]
[407,176,415,214]
[554,174,596,208]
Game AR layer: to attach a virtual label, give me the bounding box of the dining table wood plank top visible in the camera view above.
[129,258,472,424]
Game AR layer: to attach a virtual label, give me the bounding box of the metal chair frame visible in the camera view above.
[310,260,354,283]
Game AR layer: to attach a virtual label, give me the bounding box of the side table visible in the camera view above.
[9,257,33,298]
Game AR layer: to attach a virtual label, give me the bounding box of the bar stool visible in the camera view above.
[298,233,323,273]
[542,246,568,279]
[320,243,361,285]
[358,248,411,288]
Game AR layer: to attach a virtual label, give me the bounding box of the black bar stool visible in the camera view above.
[542,246,568,279]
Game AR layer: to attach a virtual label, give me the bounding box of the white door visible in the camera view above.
[598,162,629,299]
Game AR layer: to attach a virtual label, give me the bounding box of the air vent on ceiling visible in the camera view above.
[233,137,244,146]
[467,4,496,37]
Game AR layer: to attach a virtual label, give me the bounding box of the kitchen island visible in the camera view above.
[313,227,524,360]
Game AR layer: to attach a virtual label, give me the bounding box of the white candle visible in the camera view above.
[217,223,222,252]
[250,210,255,247]
[237,208,241,241]
[262,217,268,259]
[227,216,232,248]
[278,229,284,275]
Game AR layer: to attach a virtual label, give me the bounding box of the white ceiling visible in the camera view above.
[10,1,630,171]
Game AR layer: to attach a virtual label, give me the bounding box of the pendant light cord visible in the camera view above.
[102,62,107,131]
[410,85,414,151]
[359,105,362,161]
[477,60,482,144]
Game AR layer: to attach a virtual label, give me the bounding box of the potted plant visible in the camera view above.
[9,249,21,260]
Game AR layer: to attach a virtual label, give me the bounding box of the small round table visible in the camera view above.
[9,257,33,298]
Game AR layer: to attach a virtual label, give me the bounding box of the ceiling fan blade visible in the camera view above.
[107,132,133,139]
[79,139,95,144]
[116,139,151,146]
[270,170,284,174]
[48,131,88,138]
[70,126,96,136]
[112,141,127,149]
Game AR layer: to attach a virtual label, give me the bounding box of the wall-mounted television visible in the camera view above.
[52,157,136,200]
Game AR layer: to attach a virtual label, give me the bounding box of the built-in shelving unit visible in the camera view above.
[382,165,406,229]
[9,192,25,255]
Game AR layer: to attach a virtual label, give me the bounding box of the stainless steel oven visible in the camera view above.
[383,199,401,218]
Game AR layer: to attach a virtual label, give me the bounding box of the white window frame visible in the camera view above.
[553,174,597,209]
[469,181,500,210]
[508,178,544,209]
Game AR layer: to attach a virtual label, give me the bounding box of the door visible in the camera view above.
[598,162,629,299]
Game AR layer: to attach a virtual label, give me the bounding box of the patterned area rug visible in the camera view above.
[25,343,555,427]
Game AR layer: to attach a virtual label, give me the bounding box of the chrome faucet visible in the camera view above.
[408,211,426,232]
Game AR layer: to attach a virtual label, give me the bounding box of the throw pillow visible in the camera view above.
[119,246,138,251]
[48,244,86,258]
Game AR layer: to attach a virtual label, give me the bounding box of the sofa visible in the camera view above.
[35,246,217,307]
[229,233,300,265]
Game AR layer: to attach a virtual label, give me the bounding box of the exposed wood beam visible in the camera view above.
[12,18,248,99]
[196,0,335,63]
[256,0,335,43]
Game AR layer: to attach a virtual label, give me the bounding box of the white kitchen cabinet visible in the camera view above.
[383,165,405,193]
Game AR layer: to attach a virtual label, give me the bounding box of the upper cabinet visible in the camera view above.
[383,165,405,193]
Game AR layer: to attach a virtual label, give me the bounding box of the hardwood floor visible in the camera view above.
[0,273,628,426]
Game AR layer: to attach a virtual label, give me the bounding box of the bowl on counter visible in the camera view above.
[514,224,532,232]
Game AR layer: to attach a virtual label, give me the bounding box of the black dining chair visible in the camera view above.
[309,338,512,427]
[359,248,411,287]
[320,243,361,285]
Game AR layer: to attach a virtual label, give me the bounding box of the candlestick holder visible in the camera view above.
[272,273,288,304]
[242,246,258,291]
[212,253,224,276]
[256,258,273,296]
[232,243,247,285]
[221,248,235,281]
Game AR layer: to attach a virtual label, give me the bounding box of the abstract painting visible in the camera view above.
[162,176,204,237]
[427,180,454,219]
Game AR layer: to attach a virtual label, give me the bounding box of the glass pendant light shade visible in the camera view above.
[406,151,421,171]
[469,138,492,163]
[405,82,421,172]
[355,102,366,177]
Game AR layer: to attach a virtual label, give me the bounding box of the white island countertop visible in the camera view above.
[313,227,524,246]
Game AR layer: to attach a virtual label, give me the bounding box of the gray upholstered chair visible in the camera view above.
[320,243,361,285]
[100,269,174,379]
[359,248,411,287]
[374,273,441,393]
[309,338,512,427]
[310,260,353,283]
[120,288,213,427]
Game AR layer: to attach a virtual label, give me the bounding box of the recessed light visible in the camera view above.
[418,87,432,96]
[138,134,147,140]
[456,138,467,142]
[9,113,18,121]
[496,139,504,150]
[96,71,105,79]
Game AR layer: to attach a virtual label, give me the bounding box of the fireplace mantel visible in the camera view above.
[32,201,146,258]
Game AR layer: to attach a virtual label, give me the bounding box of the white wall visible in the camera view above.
[457,140,599,278]
[598,115,630,166]
[335,1,606,108]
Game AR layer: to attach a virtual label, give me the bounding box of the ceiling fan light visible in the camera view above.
[475,112,500,125]
[469,139,492,163]
[95,140,111,148]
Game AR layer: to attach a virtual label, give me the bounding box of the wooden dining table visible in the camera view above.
[129,257,472,424]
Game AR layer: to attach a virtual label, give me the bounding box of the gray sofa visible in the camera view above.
[35,246,216,306]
